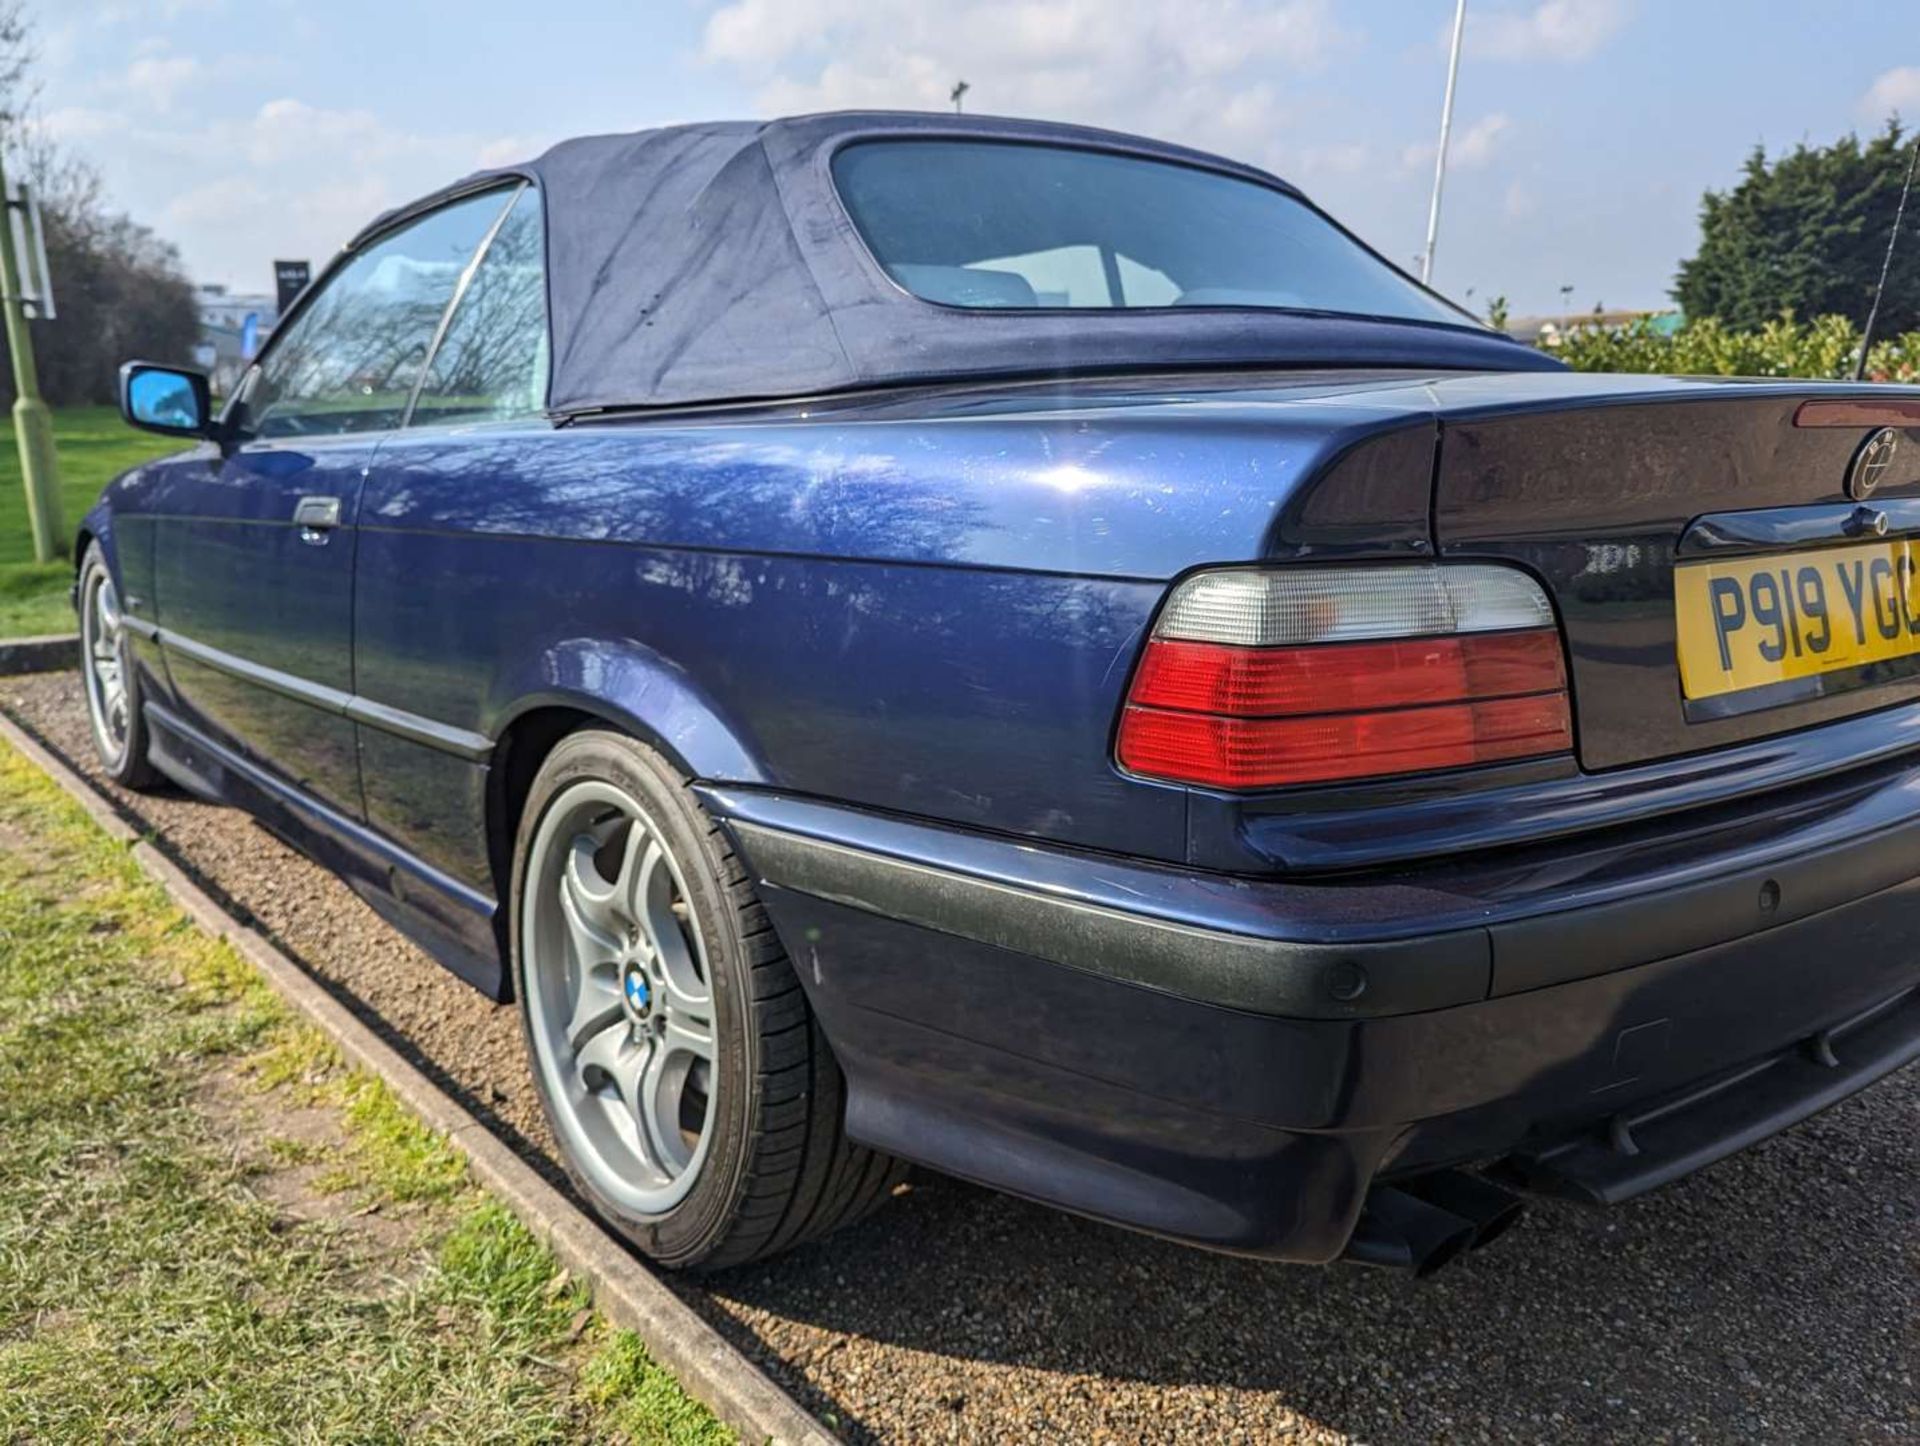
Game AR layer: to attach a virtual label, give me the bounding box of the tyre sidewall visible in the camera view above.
[78,542,150,788]
[509,729,758,1267]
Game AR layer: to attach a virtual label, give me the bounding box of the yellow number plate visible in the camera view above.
[1674,539,1920,701]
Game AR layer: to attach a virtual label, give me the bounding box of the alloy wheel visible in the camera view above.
[521,779,718,1215]
[81,565,131,767]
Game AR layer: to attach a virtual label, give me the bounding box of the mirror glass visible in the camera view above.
[127,368,204,431]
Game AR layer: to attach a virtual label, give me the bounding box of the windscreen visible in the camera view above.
[833,139,1470,326]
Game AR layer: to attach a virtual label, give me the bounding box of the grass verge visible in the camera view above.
[0,739,733,1443]
[0,406,185,638]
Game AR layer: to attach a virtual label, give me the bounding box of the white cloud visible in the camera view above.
[1290,141,1373,178]
[49,96,515,288]
[1467,0,1630,63]
[1403,112,1513,172]
[1861,66,1920,122]
[700,0,1352,162]
[238,99,400,167]
[58,0,224,20]
[123,54,202,111]
[1453,112,1513,166]
[41,105,122,142]
[478,134,550,169]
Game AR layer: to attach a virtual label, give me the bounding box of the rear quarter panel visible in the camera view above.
[353,399,1429,869]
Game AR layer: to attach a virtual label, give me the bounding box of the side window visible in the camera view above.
[410,186,549,426]
[239,189,513,440]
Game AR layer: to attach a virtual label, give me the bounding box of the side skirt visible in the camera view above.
[142,699,509,1000]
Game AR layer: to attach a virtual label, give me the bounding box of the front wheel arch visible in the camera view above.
[75,540,159,791]
[70,525,105,623]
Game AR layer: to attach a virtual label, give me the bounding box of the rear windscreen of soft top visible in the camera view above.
[832,138,1471,326]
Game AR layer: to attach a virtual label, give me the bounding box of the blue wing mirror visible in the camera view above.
[119,361,214,439]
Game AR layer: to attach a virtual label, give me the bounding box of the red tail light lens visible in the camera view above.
[1119,691,1572,790]
[1117,565,1573,790]
[1128,631,1567,716]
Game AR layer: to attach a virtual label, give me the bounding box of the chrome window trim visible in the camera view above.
[402,181,530,430]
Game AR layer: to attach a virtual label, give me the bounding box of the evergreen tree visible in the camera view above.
[1676,123,1920,335]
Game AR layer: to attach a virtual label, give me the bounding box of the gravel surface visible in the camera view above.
[6,668,1916,1444]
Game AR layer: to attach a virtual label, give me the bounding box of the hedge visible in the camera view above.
[1541,312,1919,382]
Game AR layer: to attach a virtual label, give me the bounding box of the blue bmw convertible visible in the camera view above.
[87,113,1920,1274]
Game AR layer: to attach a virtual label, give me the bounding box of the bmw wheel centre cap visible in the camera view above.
[622,966,652,1017]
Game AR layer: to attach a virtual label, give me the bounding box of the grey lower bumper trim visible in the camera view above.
[732,822,1490,1020]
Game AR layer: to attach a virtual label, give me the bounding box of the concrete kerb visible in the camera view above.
[0,633,79,675]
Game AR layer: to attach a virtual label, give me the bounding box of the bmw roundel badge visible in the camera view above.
[1848,427,1901,500]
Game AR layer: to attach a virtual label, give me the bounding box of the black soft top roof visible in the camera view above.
[356,111,1559,414]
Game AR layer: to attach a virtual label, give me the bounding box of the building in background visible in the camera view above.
[193,284,277,393]
[1508,308,1685,345]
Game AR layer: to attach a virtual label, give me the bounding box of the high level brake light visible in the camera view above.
[1116,565,1573,790]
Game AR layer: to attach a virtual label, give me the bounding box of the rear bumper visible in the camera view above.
[1498,986,1919,1205]
[709,780,1920,1263]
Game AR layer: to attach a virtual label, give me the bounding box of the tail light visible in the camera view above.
[1116,565,1573,790]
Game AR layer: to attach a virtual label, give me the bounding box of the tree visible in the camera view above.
[1675,123,1920,335]
[0,0,28,130]
[23,202,201,406]
[0,2,200,406]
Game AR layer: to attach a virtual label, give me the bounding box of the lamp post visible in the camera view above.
[0,145,61,563]
[1420,0,1467,286]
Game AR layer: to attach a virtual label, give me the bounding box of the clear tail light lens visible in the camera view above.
[1117,565,1573,790]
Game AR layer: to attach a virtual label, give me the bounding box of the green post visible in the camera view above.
[0,148,61,563]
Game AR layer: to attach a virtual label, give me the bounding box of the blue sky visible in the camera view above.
[36,1,1920,318]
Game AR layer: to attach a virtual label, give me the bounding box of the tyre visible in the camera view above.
[510,728,904,1269]
[77,541,160,791]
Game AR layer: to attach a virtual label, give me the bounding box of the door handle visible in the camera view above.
[293,495,342,544]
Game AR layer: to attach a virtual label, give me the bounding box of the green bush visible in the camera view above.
[1544,312,1920,382]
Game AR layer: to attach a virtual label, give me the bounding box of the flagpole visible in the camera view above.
[0,147,61,562]
[1421,0,1467,285]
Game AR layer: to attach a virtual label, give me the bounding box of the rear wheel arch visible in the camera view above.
[503,723,906,1268]
[483,678,765,967]
[485,703,607,972]
[483,641,771,947]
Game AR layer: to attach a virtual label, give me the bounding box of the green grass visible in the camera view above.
[0,741,735,1444]
[0,405,185,638]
